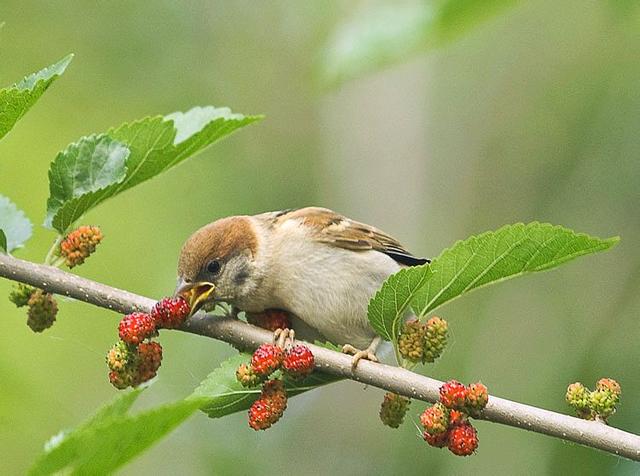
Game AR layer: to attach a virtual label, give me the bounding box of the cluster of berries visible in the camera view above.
[566,378,621,421]
[8,225,104,333]
[106,296,190,389]
[58,225,103,268]
[420,380,489,456]
[246,309,291,332]
[236,341,315,430]
[398,316,448,363]
[106,340,163,389]
[9,284,58,332]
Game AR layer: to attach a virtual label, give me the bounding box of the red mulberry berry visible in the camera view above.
[246,309,291,331]
[423,429,449,448]
[282,344,314,379]
[439,380,467,410]
[251,343,284,377]
[151,297,191,328]
[118,312,156,345]
[248,380,288,430]
[447,423,478,456]
[248,399,274,430]
[448,409,468,427]
[133,341,163,385]
[261,379,288,413]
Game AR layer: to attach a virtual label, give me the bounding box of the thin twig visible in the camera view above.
[0,252,638,461]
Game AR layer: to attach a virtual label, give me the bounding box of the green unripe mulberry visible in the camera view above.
[9,283,35,307]
[424,316,448,363]
[398,320,425,362]
[589,389,619,419]
[379,392,411,428]
[26,289,58,332]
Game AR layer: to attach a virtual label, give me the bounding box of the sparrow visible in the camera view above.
[175,207,428,366]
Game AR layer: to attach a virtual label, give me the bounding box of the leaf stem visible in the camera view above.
[44,234,63,266]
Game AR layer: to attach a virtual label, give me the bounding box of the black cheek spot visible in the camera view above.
[234,269,250,286]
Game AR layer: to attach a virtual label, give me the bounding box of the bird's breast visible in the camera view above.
[262,233,401,347]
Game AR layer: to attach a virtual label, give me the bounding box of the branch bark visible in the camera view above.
[1,252,638,461]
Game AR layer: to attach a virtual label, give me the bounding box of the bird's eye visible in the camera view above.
[206,260,221,275]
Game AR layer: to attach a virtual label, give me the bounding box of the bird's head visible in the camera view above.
[175,216,260,315]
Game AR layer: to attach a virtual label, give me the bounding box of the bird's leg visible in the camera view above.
[342,336,381,370]
[273,328,295,349]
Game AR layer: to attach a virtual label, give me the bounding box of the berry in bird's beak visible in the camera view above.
[174,281,215,316]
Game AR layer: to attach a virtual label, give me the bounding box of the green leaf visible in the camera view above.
[0,194,33,253]
[412,223,619,316]
[44,134,129,231]
[321,0,520,85]
[0,54,72,140]
[45,106,262,233]
[29,388,203,476]
[30,352,336,475]
[191,353,340,418]
[79,387,144,429]
[368,223,619,341]
[313,340,343,352]
[367,265,431,342]
[29,388,144,476]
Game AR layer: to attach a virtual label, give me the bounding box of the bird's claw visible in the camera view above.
[273,328,295,349]
[342,344,379,370]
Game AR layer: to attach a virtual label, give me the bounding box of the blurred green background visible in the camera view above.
[1,1,639,474]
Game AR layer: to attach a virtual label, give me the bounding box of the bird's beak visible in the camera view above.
[174,280,216,316]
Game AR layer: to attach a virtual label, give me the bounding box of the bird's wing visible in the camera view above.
[271,207,429,267]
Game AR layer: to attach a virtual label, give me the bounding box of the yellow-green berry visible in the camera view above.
[106,340,137,372]
[424,316,448,363]
[465,382,489,417]
[589,389,619,419]
[566,382,590,410]
[236,362,263,387]
[379,392,411,428]
[398,320,425,362]
[9,283,35,307]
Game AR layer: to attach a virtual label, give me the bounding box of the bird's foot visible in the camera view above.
[273,328,295,349]
[342,343,379,370]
